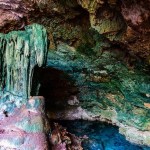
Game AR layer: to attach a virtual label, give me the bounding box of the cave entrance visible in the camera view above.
[31,66,78,110]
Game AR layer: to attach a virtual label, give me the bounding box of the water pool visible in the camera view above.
[56,120,150,150]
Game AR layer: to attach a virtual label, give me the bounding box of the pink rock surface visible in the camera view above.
[0,96,50,150]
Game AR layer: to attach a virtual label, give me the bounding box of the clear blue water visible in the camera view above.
[57,120,150,150]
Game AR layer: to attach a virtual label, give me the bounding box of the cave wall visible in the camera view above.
[0,0,150,148]
[0,24,48,98]
[0,0,149,64]
[0,24,50,149]
[46,42,150,146]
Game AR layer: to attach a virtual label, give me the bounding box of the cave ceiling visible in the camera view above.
[0,0,149,63]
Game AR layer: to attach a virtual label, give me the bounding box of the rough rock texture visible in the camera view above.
[0,95,50,150]
[58,120,149,150]
[46,42,150,146]
[77,0,126,40]
[0,0,33,33]
[0,24,47,98]
[0,24,49,149]
[49,122,83,150]
[0,0,150,149]
[121,0,150,63]
[0,0,149,62]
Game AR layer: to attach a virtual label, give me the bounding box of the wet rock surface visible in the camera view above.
[46,42,150,146]
[0,1,150,148]
[49,122,83,150]
[57,120,150,150]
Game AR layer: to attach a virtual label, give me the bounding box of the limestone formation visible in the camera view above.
[46,42,150,147]
[77,0,126,40]
[0,0,150,149]
[0,96,50,150]
[0,24,49,150]
[0,24,47,98]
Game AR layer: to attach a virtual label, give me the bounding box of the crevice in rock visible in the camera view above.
[29,0,91,48]
[31,66,79,111]
[0,1,150,149]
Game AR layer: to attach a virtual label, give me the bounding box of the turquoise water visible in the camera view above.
[57,120,150,150]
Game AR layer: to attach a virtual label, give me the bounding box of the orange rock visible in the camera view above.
[144,103,150,109]
[106,93,116,103]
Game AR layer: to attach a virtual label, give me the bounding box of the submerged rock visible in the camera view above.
[49,122,83,150]
[57,120,150,150]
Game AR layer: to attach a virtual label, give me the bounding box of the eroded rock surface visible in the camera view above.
[0,0,33,33]
[77,0,126,40]
[0,0,150,149]
[0,96,50,150]
[0,0,149,63]
[0,24,49,150]
[49,122,83,150]
[0,24,47,98]
[46,42,150,146]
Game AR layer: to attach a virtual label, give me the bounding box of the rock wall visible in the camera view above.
[77,0,126,40]
[0,0,149,63]
[0,0,150,149]
[0,24,50,150]
[0,24,48,98]
[46,42,150,146]
[0,96,50,150]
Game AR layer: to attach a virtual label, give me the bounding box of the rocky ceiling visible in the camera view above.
[0,0,149,63]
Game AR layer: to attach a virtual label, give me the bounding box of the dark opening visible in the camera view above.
[31,66,78,110]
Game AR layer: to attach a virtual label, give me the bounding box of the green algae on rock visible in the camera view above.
[46,42,150,146]
[0,24,48,98]
[0,24,49,150]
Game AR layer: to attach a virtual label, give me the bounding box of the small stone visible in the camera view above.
[144,103,150,109]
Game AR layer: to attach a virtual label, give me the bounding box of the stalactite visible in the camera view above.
[0,24,48,98]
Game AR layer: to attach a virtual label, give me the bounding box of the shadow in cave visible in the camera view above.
[31,66,78,111]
